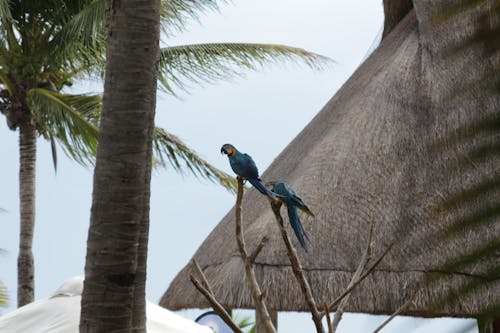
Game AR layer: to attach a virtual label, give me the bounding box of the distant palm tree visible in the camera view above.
[0,0,327,306]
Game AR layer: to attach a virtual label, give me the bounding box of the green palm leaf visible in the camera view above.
[0,282,7,308]
[0,69,13,95]
[26,89,237,190]
[27,88,100,166]
[233,314,255,331]
[0,5,18,55]
[0,0,12,21]
[1,0,329,190]
[159,42,331,93]
[426,1,500,326]
[48,0,106,75]
[153,128,238,192]
[160,0,222,36]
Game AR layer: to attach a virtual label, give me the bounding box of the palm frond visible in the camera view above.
[160,0,223,36]
[27,88,100,166]
[49,0,106,75]
[153,127,237,192]
[0,14,19,53]
[0,69,13,95]
[438,175,500,211]
[233,314,255,330]
[430,116,500,316]
[0,0,12,21]
[49,134,58,172]
[0,281,7,308]
[159,42,331,94]
[427,0,500,323]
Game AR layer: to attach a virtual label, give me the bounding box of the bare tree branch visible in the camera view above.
[269,199,325,333]
[372,291,419,333]
[324,303,334,333]
[236,178,276,333]
[189,268,243,333]
[249,236,269,265]
[331,217,376,332]
[192,259,214,295]
[324,242,394,314]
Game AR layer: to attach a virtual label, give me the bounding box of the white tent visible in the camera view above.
[0,277,212,333]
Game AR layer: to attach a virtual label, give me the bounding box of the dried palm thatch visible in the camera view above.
[161,1,500,318]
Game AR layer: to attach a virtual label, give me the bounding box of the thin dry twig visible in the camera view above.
[372,291,419,333]
[270,199,325,333]
[192,259,214,295]
[324,242,394,314]
[236,179,276,333]
[324,303,334,333]
[248,236,269,264]
[331,217,376,332]
[190,260,243,333]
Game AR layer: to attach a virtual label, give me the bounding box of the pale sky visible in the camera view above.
[0,1,477,332]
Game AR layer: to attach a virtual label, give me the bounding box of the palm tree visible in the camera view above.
[79,0,160,329]
[0,0,105,307]
[0,0,327,307]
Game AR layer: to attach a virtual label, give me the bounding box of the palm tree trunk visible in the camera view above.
[131,107,154,331]
[79,0,160,331]
[17,122,36,307]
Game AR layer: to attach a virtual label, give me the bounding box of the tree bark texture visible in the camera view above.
[256,309,278,333]
[382,0,414,38]
[80,0,160,331]
[235,179,276,333]
[131,115,154,331]
[17,122,37,307]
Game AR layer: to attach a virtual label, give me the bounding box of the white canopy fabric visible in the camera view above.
[0,277,212,333]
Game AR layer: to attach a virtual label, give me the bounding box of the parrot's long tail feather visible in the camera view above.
[293,197,315,217]
[298,205,315,217]
[248,178,275,198]
[287,205,308,252]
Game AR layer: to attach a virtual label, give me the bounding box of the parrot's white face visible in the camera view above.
[265,181,276,190]
[220,144,235,156]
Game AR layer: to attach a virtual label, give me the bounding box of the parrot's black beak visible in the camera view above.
[220,147,226,155]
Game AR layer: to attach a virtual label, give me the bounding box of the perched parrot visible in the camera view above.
[267,181,315,252]
[220,143,275,198]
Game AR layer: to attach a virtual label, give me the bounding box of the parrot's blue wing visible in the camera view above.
[287,205,309,252]
[280,182,315,217]
[242,153,259,179]
[291,195,315,217]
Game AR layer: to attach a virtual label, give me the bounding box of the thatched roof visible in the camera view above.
[161,3,500,317]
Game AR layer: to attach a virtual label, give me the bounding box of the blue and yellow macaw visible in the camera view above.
[220,143,275,198]
[267,181,315,252]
